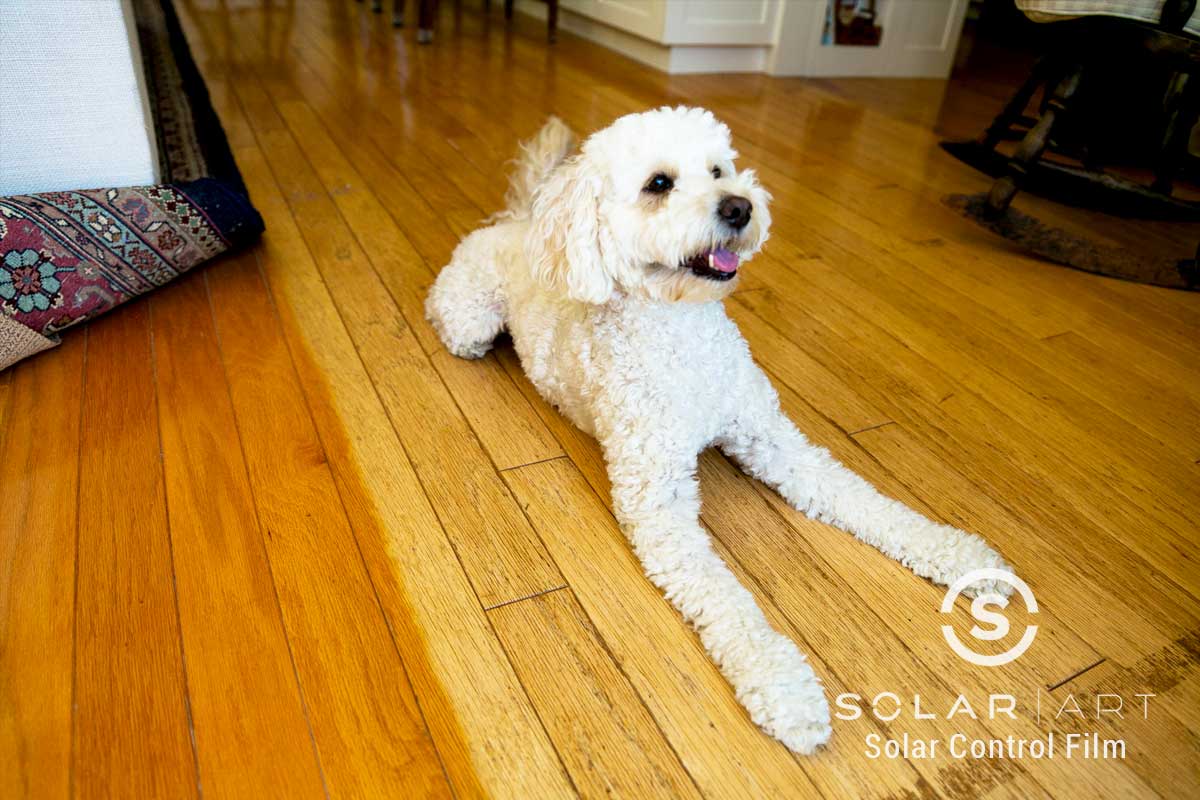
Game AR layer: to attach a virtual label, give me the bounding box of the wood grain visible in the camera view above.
[151,273,328,799]
[488,588,703,799]
[214,134,573,797]
[227,75,563,608]
[3,0,1195,796]
[205,252,453,798]
[0,341,84,800]
[502,458,827,799]
[73,305,199,800]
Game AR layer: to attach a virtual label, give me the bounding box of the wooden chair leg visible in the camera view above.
[504,0,514,21]
[1153,73,1200,194]
[547,0,557,42]
[417,0,436,42]
[980,58,1052,150]
[393,0,405,26]
[986,65,1083,215]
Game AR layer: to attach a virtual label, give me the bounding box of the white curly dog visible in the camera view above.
[427,107,1011,754]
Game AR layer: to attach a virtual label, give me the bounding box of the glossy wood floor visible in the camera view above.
[3,2,1199,798]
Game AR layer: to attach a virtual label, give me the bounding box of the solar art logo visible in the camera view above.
[941,569,1038,667]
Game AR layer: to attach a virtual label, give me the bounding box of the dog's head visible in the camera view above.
[527,106,771,304]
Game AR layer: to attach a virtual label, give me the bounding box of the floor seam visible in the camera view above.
[483,584,570,613]
[1047,657,1107,692]
[848,420,896,437]
[499,454,569,473]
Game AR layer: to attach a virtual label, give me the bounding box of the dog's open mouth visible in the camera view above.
[683,247,740,281]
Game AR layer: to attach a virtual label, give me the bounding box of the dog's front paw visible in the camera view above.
[956,566,1020,600]
[448,338,494,360]
[928,525,1016,599]
[736,633,832,755]
[762,696,833,756]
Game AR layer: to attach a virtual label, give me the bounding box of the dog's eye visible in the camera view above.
[644,173,674,194]
[712,166,722,179]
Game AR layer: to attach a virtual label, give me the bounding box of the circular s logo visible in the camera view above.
[941,569,1037,667]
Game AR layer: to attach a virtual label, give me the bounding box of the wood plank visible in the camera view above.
[289,21,504,215]
[73,305,199,800]
[793,160,1200,360]
[0,339,84,800]
[727,293,1198,649]
[752,159,1200,418]
[1164,671,1200,734]
[1038,330,1200,459]
[225,75,563,607]
[430,346,566,471]
[186,0,563,479]
[503,458,844,799]
[854,420,1180,644]
[759,170,1200,491]
[0,368,12,450]
[1046,638,1200,799]
[150,273,330,798]
[205,252,453,798]
[226,23,564,473]
[730,266,1200,608]
[497,345,611,486]
[252,58,566,470]
[488,589,703,799]
[224,139,573,798]
[268,96,563,471]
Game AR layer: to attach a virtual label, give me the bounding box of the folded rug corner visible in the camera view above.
[0,0,264,372]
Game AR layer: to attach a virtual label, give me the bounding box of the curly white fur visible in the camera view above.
[427,107,1013,754]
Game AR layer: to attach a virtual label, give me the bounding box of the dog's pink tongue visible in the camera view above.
[708,248,739,273]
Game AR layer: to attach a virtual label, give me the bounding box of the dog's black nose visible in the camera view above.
[718,195,752,230]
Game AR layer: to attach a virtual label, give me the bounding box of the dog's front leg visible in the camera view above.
[603,435,832,754]
[716,375,1011,596]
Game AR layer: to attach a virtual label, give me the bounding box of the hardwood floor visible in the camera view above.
[2,1,1198,797]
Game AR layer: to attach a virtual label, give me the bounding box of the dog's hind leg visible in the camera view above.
[717,373,1011,597]
[426,232,508,359]
[602,431,832,754]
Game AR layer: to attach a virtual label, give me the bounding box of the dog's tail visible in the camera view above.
[494,116,575,222]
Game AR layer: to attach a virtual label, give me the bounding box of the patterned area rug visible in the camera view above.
[0,0,263,369]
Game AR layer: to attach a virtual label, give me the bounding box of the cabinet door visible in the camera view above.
[662,0,782,45]
[775,0,969,78]
[560,0,668,41]
[888,0,971,75]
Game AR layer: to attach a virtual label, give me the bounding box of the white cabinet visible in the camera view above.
[558,0,668,41]
[662,0,781,45]
[523,0,968,77]
[772,0,970,77]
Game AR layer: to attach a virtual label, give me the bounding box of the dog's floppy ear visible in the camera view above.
[526,155,612,304]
